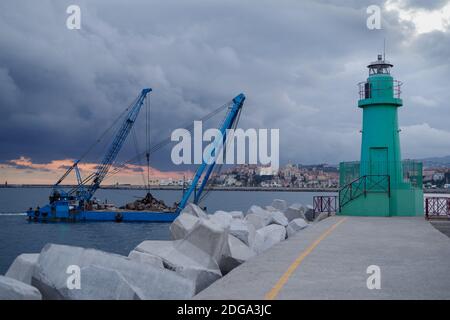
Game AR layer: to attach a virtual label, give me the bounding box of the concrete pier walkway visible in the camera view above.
[194,216,450,300]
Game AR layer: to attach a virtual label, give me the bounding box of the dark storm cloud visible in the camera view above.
[0,0,449,171]
[6,160,51,172]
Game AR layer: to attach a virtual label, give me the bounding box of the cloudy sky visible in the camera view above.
[0,0,449,184]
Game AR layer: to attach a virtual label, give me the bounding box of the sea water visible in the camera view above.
[0,187,333,273]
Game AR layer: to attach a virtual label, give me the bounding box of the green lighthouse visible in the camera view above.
[338,55,423,217]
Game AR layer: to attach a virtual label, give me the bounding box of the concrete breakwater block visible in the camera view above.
[244,214,267,230]
[314,211,329,223]
[229,219,256,247]
[219,235,256,275]
[289,203,305,210]
[246,205,272,220]
[180,218,229,266]
[174,266,222,294]
[0,275,42,300]
[128,250,165,269]
[271,211,289,227]
[66,265,142,300]
[245,206,289,229]
[284,204,306,222]
[304,205,315,222]
[286,218,309,238]
[245,205,273,229]
[228,211,244,219]
[182,203,209,219]
[209,211,234,228]
[32,244,195,300]
[212,210,244,220]
[133,218,229,293]
[271,199,288,212]
[132,240,178,262]
[132,241,221,294]
[252,224,287,254]
[132,240,222,294]
[170,204,234,240]
[170,203,209,240]
[6,253,39,285]
[170,213,200,240]
[159,204,256,278]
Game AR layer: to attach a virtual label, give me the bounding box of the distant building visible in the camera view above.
[257,166,278,176]
[159,178,173,186]
[433,173,445,181]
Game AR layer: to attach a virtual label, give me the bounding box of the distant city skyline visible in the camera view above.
[2,156,449,186]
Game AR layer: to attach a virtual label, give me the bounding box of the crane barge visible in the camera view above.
[26,90,246,222]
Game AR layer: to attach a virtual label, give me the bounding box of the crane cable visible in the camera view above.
[132,126,147,187]
[67,95,143,195]
[145,94,151,193]
[68,97,233,194]
[101,100,232,183]
[58,94,140,191]
[77,95,140,163]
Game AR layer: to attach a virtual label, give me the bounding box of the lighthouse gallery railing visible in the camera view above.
[358,79,402,100]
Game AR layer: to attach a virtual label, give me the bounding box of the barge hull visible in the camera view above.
[27,207,178,222]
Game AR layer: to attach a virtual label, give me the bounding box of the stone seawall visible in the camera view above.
[1,199,326,300]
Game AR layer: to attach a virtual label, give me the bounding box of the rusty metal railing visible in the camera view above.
[313,196,337,218]
[425,197,450,219]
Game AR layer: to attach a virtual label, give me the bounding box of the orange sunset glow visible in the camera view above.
[0,156,192,185]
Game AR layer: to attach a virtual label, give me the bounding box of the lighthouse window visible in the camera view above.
[364,82,371,99]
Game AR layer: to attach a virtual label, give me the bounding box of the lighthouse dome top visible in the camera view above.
[367,54,393,75]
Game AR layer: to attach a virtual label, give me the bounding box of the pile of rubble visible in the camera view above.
[121,192,176,212]
[1,199,330,300]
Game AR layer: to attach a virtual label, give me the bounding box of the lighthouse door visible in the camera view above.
[369,147,388,176]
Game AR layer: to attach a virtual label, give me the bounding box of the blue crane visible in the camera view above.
[176,93,246,214]
[84,88,152,200]
[47,88,151,205]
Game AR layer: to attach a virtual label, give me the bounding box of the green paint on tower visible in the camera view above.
[338,55,423,217]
